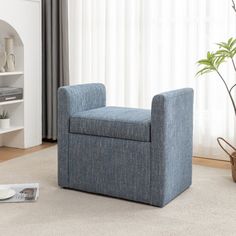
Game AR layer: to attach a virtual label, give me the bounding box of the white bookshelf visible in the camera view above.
[0,17,25,146]
[0,0,42,149]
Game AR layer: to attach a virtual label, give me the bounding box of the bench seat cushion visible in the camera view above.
[70,106,151,142]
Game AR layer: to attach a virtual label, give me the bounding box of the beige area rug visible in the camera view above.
[0,146,236,236]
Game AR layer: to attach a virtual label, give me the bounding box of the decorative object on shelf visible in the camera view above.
[0,87,23,102]
[0,51,6,72]
[0,41,6,72]
[5,37,15,72]
[0,110,10,129]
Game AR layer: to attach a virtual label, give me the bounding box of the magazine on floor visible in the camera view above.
[0,183,39,203]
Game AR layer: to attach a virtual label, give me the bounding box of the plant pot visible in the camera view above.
[231,152,236,182]
[217,137,236,183]
[0,118,10,129]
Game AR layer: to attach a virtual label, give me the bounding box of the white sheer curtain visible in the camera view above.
[68,0,236,160]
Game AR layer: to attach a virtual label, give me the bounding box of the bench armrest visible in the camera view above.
[150,88,194,206]
[57,83,106,186]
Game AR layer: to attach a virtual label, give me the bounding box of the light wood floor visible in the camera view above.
[0,143,231,169]
[0,142,56,163]
[193,156,231,169]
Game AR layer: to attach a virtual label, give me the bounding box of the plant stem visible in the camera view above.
[215,69,236,116]
[230,83,236,93]
[232,0,236,13]
[231,57,236,72]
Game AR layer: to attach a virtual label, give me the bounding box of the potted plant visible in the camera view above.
[196,0,236,181]
[0,110,10,129]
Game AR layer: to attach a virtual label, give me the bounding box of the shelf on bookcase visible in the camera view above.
[0,126,24,135]
[0,99,24,106]
[0,71,24,77]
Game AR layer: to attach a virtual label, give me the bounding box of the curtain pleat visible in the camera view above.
[42,0,69,140]
[68,0,236,160]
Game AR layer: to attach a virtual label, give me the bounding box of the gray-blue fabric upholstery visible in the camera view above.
[70,106,151,142]
[58,83,106,187]
[150,89,193,206]
[58,83,194,207]
[69,134,151,203]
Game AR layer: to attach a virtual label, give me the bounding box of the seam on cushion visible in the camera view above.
[70,117,151,125]
[69,130,151,142]
[68,131,151,143]
[79,106,151,112]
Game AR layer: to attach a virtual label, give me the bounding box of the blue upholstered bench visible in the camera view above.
[58,83,193,207]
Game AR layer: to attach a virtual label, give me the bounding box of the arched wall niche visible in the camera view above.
[0,19,24,72]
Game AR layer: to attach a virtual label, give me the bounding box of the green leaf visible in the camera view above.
[197,59,212,66]
[217,42,230,50]
[228,37,233,44]
[215,49,230,56]
[196,37,236,80]
[207,51,213,59]
[216,37,236,58]
[229,38,236,48]
[196,67,214,77]
[215,56,225,68]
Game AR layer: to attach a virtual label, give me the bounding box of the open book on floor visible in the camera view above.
[0,183,39,203]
